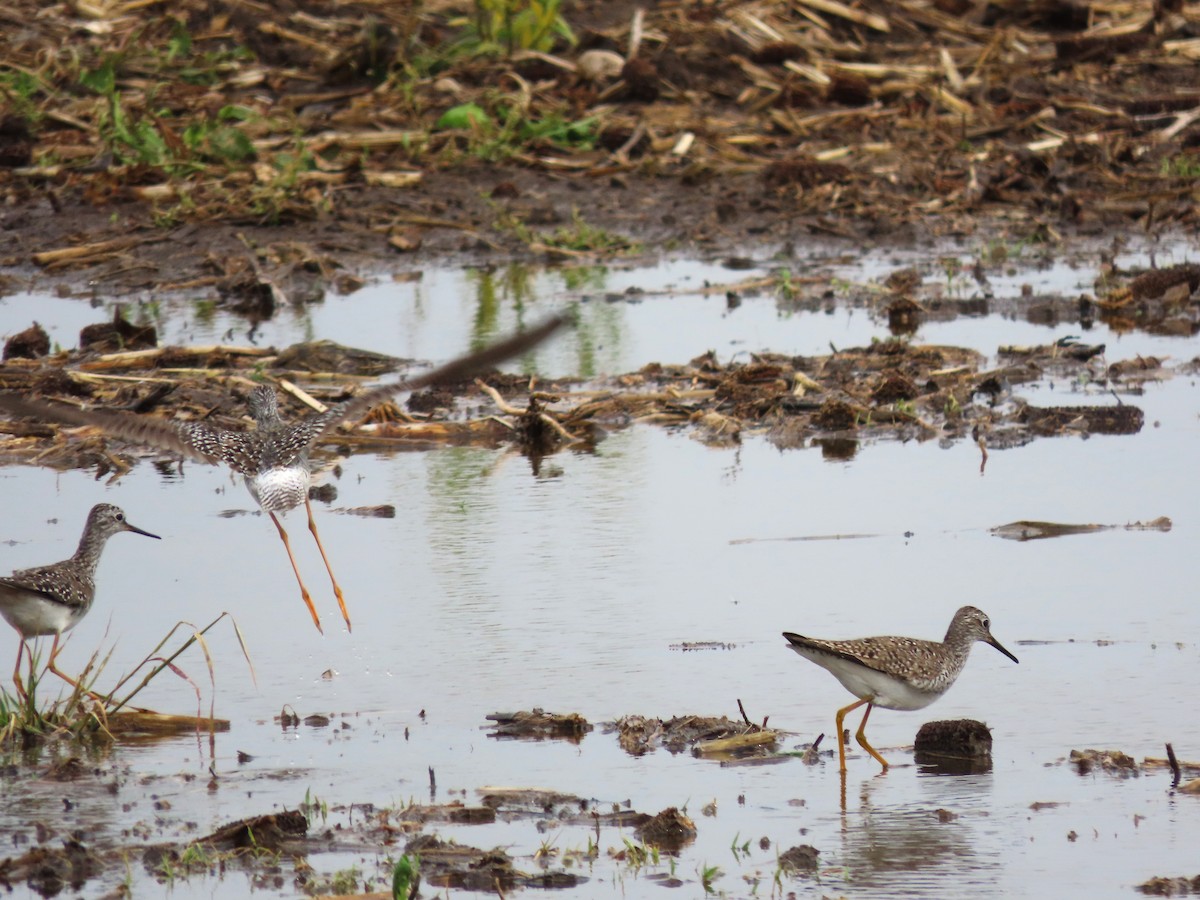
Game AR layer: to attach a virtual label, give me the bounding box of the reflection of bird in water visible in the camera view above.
[783,606,1018,771]
[0,315,568,634]
[0,503,159,699]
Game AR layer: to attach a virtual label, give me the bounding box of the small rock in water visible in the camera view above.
[778,844,820,873]
[914,718,993,759]
[637,807,697,852]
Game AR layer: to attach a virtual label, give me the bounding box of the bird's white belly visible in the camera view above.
[794,649,942,711]
[0,587,80,638]
[247,468,309,513]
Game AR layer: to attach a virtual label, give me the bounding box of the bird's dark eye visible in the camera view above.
[116,512,125,521]
[982,618,989,628]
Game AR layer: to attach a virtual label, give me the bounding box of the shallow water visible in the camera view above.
[1,239,1199,897]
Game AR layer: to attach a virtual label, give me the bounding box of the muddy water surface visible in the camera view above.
[1,241,1198,898]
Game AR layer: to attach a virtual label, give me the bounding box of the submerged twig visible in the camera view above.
[1167,743,1181,788]
[737,698,751,725]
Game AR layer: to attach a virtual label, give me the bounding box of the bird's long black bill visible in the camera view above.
[125,523,162,540]
[989,636,1019,664]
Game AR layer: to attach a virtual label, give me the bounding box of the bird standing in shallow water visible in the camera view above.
[0,314,568,634]
[0,503,160,699]
[782,606,1018,771]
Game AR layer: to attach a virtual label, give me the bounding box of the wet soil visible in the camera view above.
[2,0,1200,297]
[5,715,1194,897]
[0,711,779,896]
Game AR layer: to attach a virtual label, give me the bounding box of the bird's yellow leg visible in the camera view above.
[305,497,350,632]
[45,633,81,691]
[854,702,890,770]
[44,633,106,702]
[835,698,870,772]
[270,511,324,634]
[13,640,28,702]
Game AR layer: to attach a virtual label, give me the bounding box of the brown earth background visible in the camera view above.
[0,0,1198,294]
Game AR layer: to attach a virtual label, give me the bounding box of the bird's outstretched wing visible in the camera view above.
[305,311,571,438]
[0,393,238,466]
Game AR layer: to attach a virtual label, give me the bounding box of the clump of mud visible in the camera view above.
[636,807,697,852]
[1071,748,1140,777]
[778,844,821,873]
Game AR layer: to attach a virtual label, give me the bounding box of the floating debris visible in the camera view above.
[334,505,396,518]
[610,715,663,756]
[1020,404,1144,436]
[105,710,232,737]
[607,714,770,757]
[485,708,592,742]
[668,641,737,651]
[1137,874,1200,896]
[991,517,1172,541]
[1071,748,1140,777]
[693,731,778,757]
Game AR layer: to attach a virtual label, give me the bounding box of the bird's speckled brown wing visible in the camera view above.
[0,394,271,474]
[0,561,92,611]
[784,632,953,688]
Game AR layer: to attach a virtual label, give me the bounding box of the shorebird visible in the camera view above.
[0,503,160,700]
[0,314,568,634]
[782,606,1018,771]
